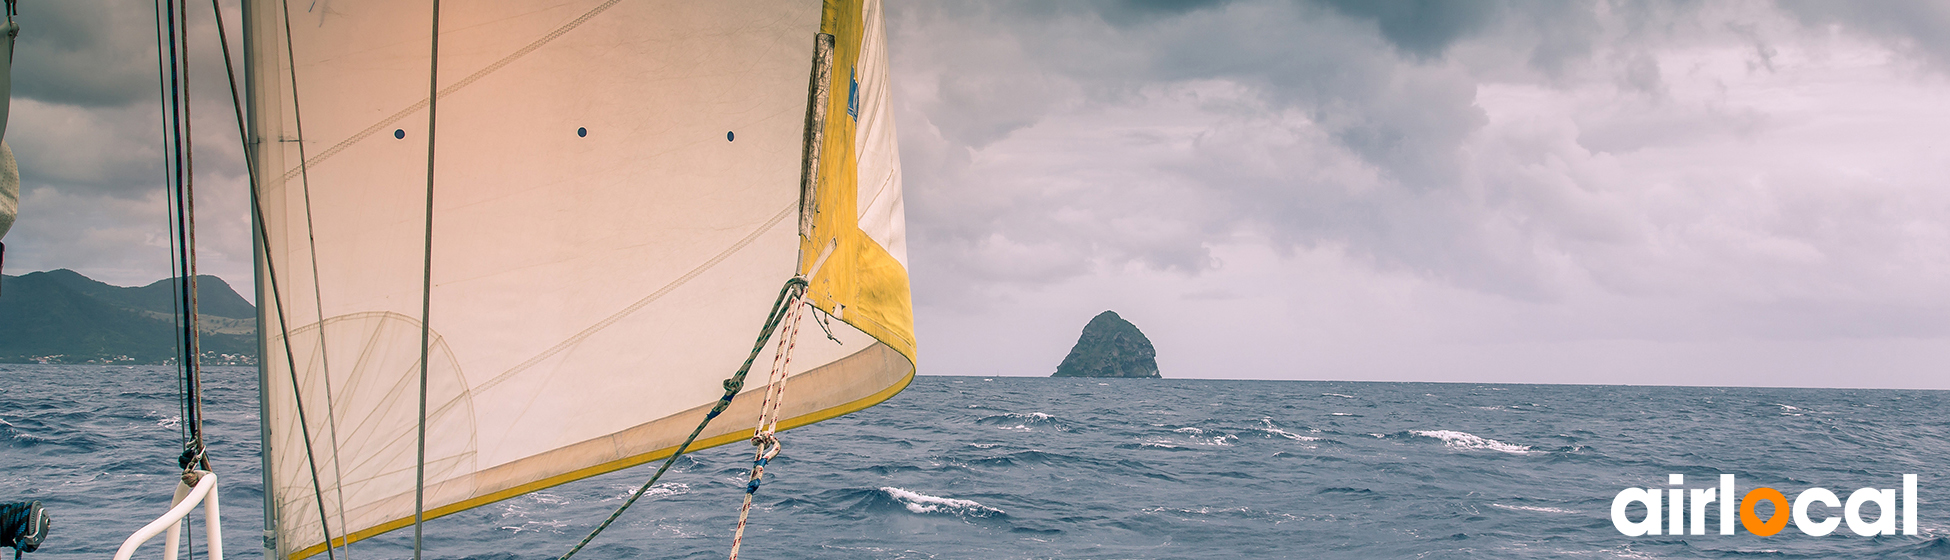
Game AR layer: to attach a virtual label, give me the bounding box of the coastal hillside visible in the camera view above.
[0,269,256,364]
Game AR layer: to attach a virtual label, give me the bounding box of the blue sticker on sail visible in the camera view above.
[577,127,587,137]
[847,68,859,121]
[727,131,735,142]
[394,129,405,139]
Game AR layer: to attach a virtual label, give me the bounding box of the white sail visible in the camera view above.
[0,141,16,241]
[241,1,913,558]
[1,13,15,242]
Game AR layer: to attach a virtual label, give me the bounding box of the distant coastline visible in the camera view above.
[0,269,256,365]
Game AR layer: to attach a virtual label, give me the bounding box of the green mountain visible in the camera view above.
[0,269,256,364]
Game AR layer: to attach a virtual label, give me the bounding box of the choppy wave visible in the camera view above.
[1410,430,1534,454]
[1257,419,1320,441]
[1490,503,1578,514]
[880,487,1003,516]
[7,367,1947,559]
[974,412,1071,432]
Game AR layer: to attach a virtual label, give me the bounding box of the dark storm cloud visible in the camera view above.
[4,0,254,288]
[8,0,247,197]
[889,0,1530,294]
[1777,0,1950,71]
[11,0,163,107]
[889,0,1950,317]
[1316,0,1499,59]
[9,100,164,194]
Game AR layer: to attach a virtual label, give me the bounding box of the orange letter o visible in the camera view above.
[1741,487,1790,536]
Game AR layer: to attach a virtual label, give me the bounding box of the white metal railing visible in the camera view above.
[113,470,222,560]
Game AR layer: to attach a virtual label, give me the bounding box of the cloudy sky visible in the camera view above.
[6,1,1949,388]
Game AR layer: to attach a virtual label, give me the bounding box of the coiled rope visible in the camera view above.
[727,291,808,559]
[557,277,809,560]
[0,501,48,559]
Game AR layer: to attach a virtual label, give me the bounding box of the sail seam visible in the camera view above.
[276,0,627,183]
[472,203,796,395]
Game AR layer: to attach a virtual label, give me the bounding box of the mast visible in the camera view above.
[238,0,281,557]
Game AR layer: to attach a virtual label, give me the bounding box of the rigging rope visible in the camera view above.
[727,295,807,560]
[152,0,188,451]
[172,0,205,472]
[413,4,441,560]
[557,277,809,560]
[148,0,189,460]
[155,2,208,558]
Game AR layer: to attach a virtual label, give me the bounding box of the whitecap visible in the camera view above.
[1411,430,1533,454]
[1491,503,1577,514]
[1258,418,1320,441]
[609,483,687,502]
[527,492,571,505]
[496,518,568,534]
[881,487,1002,515]
[1173,427,1204,435]
[1263,428,1319,441]
[1322,393,1356,399]
[1145,434,1234,447]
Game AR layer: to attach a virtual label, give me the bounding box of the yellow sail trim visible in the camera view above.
[290,352,915,560]
[801,0,916,365]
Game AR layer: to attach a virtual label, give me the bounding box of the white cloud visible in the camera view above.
[7,0,1948,388]
[891,0,1950,388]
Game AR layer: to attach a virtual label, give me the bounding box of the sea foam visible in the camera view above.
[881,487,1002,516]
[1411,430,1533,454]
[1490,503,1577,514]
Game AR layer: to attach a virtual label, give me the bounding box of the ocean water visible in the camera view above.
[3,364,1948,559]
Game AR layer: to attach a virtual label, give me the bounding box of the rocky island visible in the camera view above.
[1052,310,1160,378]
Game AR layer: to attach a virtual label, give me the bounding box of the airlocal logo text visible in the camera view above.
[1612,474,1918,537]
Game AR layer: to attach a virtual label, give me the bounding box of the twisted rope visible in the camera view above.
[558,278,808,560]
[727,295,807,559]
